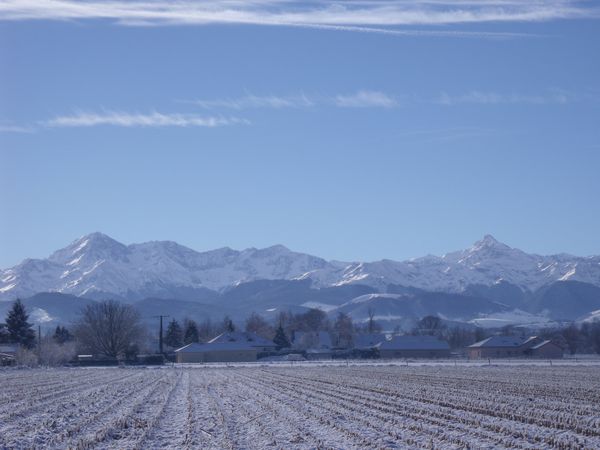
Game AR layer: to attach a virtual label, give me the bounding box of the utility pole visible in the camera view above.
[153,315,170,354]
[37,325,42,362]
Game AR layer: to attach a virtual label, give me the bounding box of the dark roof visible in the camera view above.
[379,335,450,351]
[468,336,539,348]
[208,331,275,347]
[175,342,260,353]
[531,340,557,350]
[354,334,388,349]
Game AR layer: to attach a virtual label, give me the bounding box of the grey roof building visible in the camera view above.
[208,331,276,349]
[467,335,562,359]
[175,331,275,363]
[354,334,388,350]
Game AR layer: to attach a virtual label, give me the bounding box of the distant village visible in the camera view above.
[1,298,599,366]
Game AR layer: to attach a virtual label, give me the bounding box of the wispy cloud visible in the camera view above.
[190,94,314,110]
[43,111,248,128]
[188,91,397,110]
[0,123,35,133]
[334,90,398,108]
[436,90,572,105]
[0,1,596,38]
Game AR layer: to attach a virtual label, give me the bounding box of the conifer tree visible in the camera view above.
[6,299,36,349]
[165,319,183,348]
[183,319,199,344]
[273,324,290,350]
[53,325,73,344]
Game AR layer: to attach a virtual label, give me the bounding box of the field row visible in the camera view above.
[1,365,599,449]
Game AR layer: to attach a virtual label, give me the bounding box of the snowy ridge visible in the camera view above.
[1,232,600,301]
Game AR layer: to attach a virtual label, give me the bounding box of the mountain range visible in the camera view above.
[1,232,600,330]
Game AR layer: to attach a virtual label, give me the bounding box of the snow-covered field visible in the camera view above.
[1,364,600,449]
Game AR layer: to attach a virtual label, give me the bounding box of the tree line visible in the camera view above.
[2,298,600,365]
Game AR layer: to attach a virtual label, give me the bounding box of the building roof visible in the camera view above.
[0,344,18,353]
[468,336,537,348]
[354,334,388,349]
[379,335,450,351]
[530,340,556,350]
[208,331,275,347]
[175,342,260,353]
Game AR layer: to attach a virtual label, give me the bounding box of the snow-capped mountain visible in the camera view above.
[1,232,600,302]
[0,233,335,301]
[327,235,600,293]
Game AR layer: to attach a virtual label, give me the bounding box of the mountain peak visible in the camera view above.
[481,234,498,244]
[48,232,126,265]
[471,234,509,251]
[80,231,119,244]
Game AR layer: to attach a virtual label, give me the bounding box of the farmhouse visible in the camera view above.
[378,335,451,358]
[467,336,563,359]
[175,331,275,363]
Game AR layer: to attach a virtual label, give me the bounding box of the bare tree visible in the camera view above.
[413,315,446,337]
[333,312,354,348]
[367,307,375,334]
[75,300,143,359]
[245,312,274,340]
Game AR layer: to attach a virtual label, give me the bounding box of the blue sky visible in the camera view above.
[1,1,599,267]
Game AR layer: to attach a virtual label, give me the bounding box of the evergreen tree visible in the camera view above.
[273,324,290,350]
[53,325,73,344]
[165,319,183,348]
[6,299,36,349]
[184,319,199,344]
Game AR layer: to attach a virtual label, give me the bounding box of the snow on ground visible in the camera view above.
[300,301,338,312]
[579,309,600,323]
[469,309,556,329]
[2,363,600,449]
